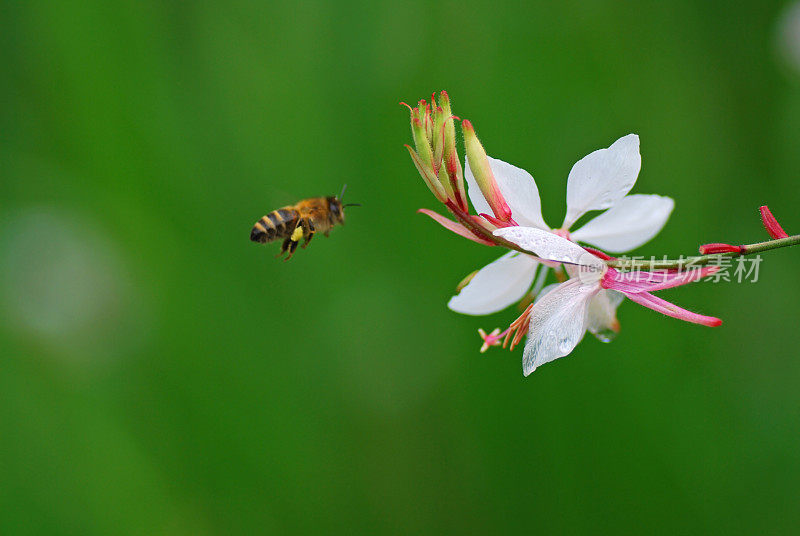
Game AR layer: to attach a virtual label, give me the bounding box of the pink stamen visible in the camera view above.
[399,102,412,112]
[759,206,789,239]
[503,303,534,350]
[478,328,507,353]
[477,303,535,353]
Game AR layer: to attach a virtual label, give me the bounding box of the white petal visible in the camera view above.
[448,252,539,315]
[533,283,560,303]
[570,195,674,252]
[488,157,548,229]
[465,156,548,229]
[493,227,606,277]
[563,134,642,229]
[464,156,492,216]
[587,290,625,342]
[522,279,598,375]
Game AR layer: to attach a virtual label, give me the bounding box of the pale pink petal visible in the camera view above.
[493,226,606,276]
[570,194,674,252]
[448,252,539,315]
[465,156,549,230]
[624,291,722,327]
[563,134,641,229]
[604,266,720,294]
[522,279,599,375]
[587,290,625,342]
[418,209,495,246]
[533,283,560,303]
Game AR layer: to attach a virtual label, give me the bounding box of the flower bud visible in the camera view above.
[698,243,742,254]
[439,91,468,211]
[405,145,448,202]
[759,205,789,239]
[462,119,512,221]
[410,112,433,169]
[407,101,455,202]
[431,106,445,173]
[419,100,433,143]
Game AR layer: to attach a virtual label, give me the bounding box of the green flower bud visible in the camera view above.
[462,119,512,221]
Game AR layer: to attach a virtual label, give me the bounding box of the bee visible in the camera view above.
[250,185,359,260]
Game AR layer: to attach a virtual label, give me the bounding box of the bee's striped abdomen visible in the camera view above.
[250,208,298,243]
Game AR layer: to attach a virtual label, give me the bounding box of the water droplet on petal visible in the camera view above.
[591,327,617,343]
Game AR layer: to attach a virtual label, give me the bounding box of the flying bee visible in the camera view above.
[250,185,359,260]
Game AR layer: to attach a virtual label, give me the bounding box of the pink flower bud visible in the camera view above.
[759,206,789,239]
[698,243,742,254]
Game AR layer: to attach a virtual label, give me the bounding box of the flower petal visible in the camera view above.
[570,194,674,252]
[464,157,492,217]
[418,208,495,246]
[522,279,598,375]
[587,289,624,342]
[448,252,540,315]
[625,291,722,327]
[494,226,606,275]
[604,266,720,294]
[563,134,642,229]
[465,156,548,230]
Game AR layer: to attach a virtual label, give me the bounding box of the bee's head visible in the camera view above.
[327,196,345,224]
[329,184,359,225]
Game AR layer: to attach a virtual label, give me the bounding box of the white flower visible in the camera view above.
[449,134,674,320]
[494,227,721,375]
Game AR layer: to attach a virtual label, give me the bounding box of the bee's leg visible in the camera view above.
[284,238,299,261]
[301,219,315,248]
[283,220,303,261]
[278,237,292,258]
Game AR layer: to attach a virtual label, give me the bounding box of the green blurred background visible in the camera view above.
[2,1,800,534]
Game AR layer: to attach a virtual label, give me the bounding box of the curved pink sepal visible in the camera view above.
[417,208,495,246]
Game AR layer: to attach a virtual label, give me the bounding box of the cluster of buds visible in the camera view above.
[402,92,519,249]
[698,206,790,254]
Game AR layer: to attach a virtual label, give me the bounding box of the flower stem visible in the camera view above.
[606,234,800,271]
